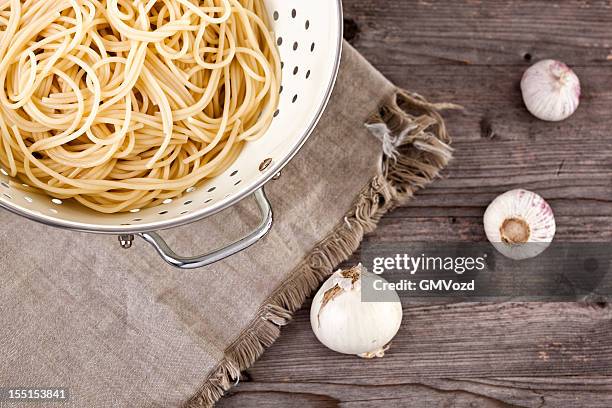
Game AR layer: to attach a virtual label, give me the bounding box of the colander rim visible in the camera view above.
[0,0,344,235]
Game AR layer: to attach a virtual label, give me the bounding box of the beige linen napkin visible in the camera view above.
[0,42,454,407]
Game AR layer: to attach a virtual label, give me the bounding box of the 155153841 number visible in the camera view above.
[1,388,69,402]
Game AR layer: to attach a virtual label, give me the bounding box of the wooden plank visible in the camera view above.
[344,0,612,66]
[218,382,513,408]
[219,378,612,408]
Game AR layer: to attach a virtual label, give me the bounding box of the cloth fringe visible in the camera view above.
[185,89,458,407]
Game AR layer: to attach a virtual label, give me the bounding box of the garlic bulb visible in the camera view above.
[484,189,556,260]
[521,59,580,122]
[310,265,402,358]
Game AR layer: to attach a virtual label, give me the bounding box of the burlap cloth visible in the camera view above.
[0,42,455,407]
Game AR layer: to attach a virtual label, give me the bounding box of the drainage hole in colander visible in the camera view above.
[305,20,310,30]
[3,193,12,200]
[273,109,280,117]
[24,196,33,203]
[207,186,216,192]
[276,37,283,46]
[281,61,284,69]
[180,211,189,215]
[291,9,296,18]
[133,218,142,222]
[184,200,193,205]
[51,198,63,205]
[306,70,311,79]
[121,223,131,226]
[230,170,238,177]
[293,42,298,51]
[205,198,213,204]
[293,66,298,75]
[279,85,283,94]
[311,42,315,52]
[163,198,173,204]
[234,180,242,186]
[273,11,279,21]
[0,181,9,189]
[158,211,168,215]
[292,94,298,103]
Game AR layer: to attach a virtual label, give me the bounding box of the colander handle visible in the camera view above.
[137,188,273,269]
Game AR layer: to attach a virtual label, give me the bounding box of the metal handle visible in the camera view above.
[137,188,273,269]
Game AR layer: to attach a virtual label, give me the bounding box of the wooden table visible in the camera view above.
[219,1,612,406]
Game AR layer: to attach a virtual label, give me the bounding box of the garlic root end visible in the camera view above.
[357,343,391,359]
[500,217,530,244]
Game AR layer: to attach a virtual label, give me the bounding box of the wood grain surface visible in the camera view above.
[219,1,612,406]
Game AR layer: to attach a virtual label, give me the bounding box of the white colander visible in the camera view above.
[0,0,343,269]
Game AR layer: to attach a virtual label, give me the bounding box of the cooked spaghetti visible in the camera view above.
[0,0,280,213]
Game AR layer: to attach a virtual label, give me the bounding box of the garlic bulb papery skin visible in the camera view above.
[521,59,580,122]
[310,265,402,358]
[484,189,556,260]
